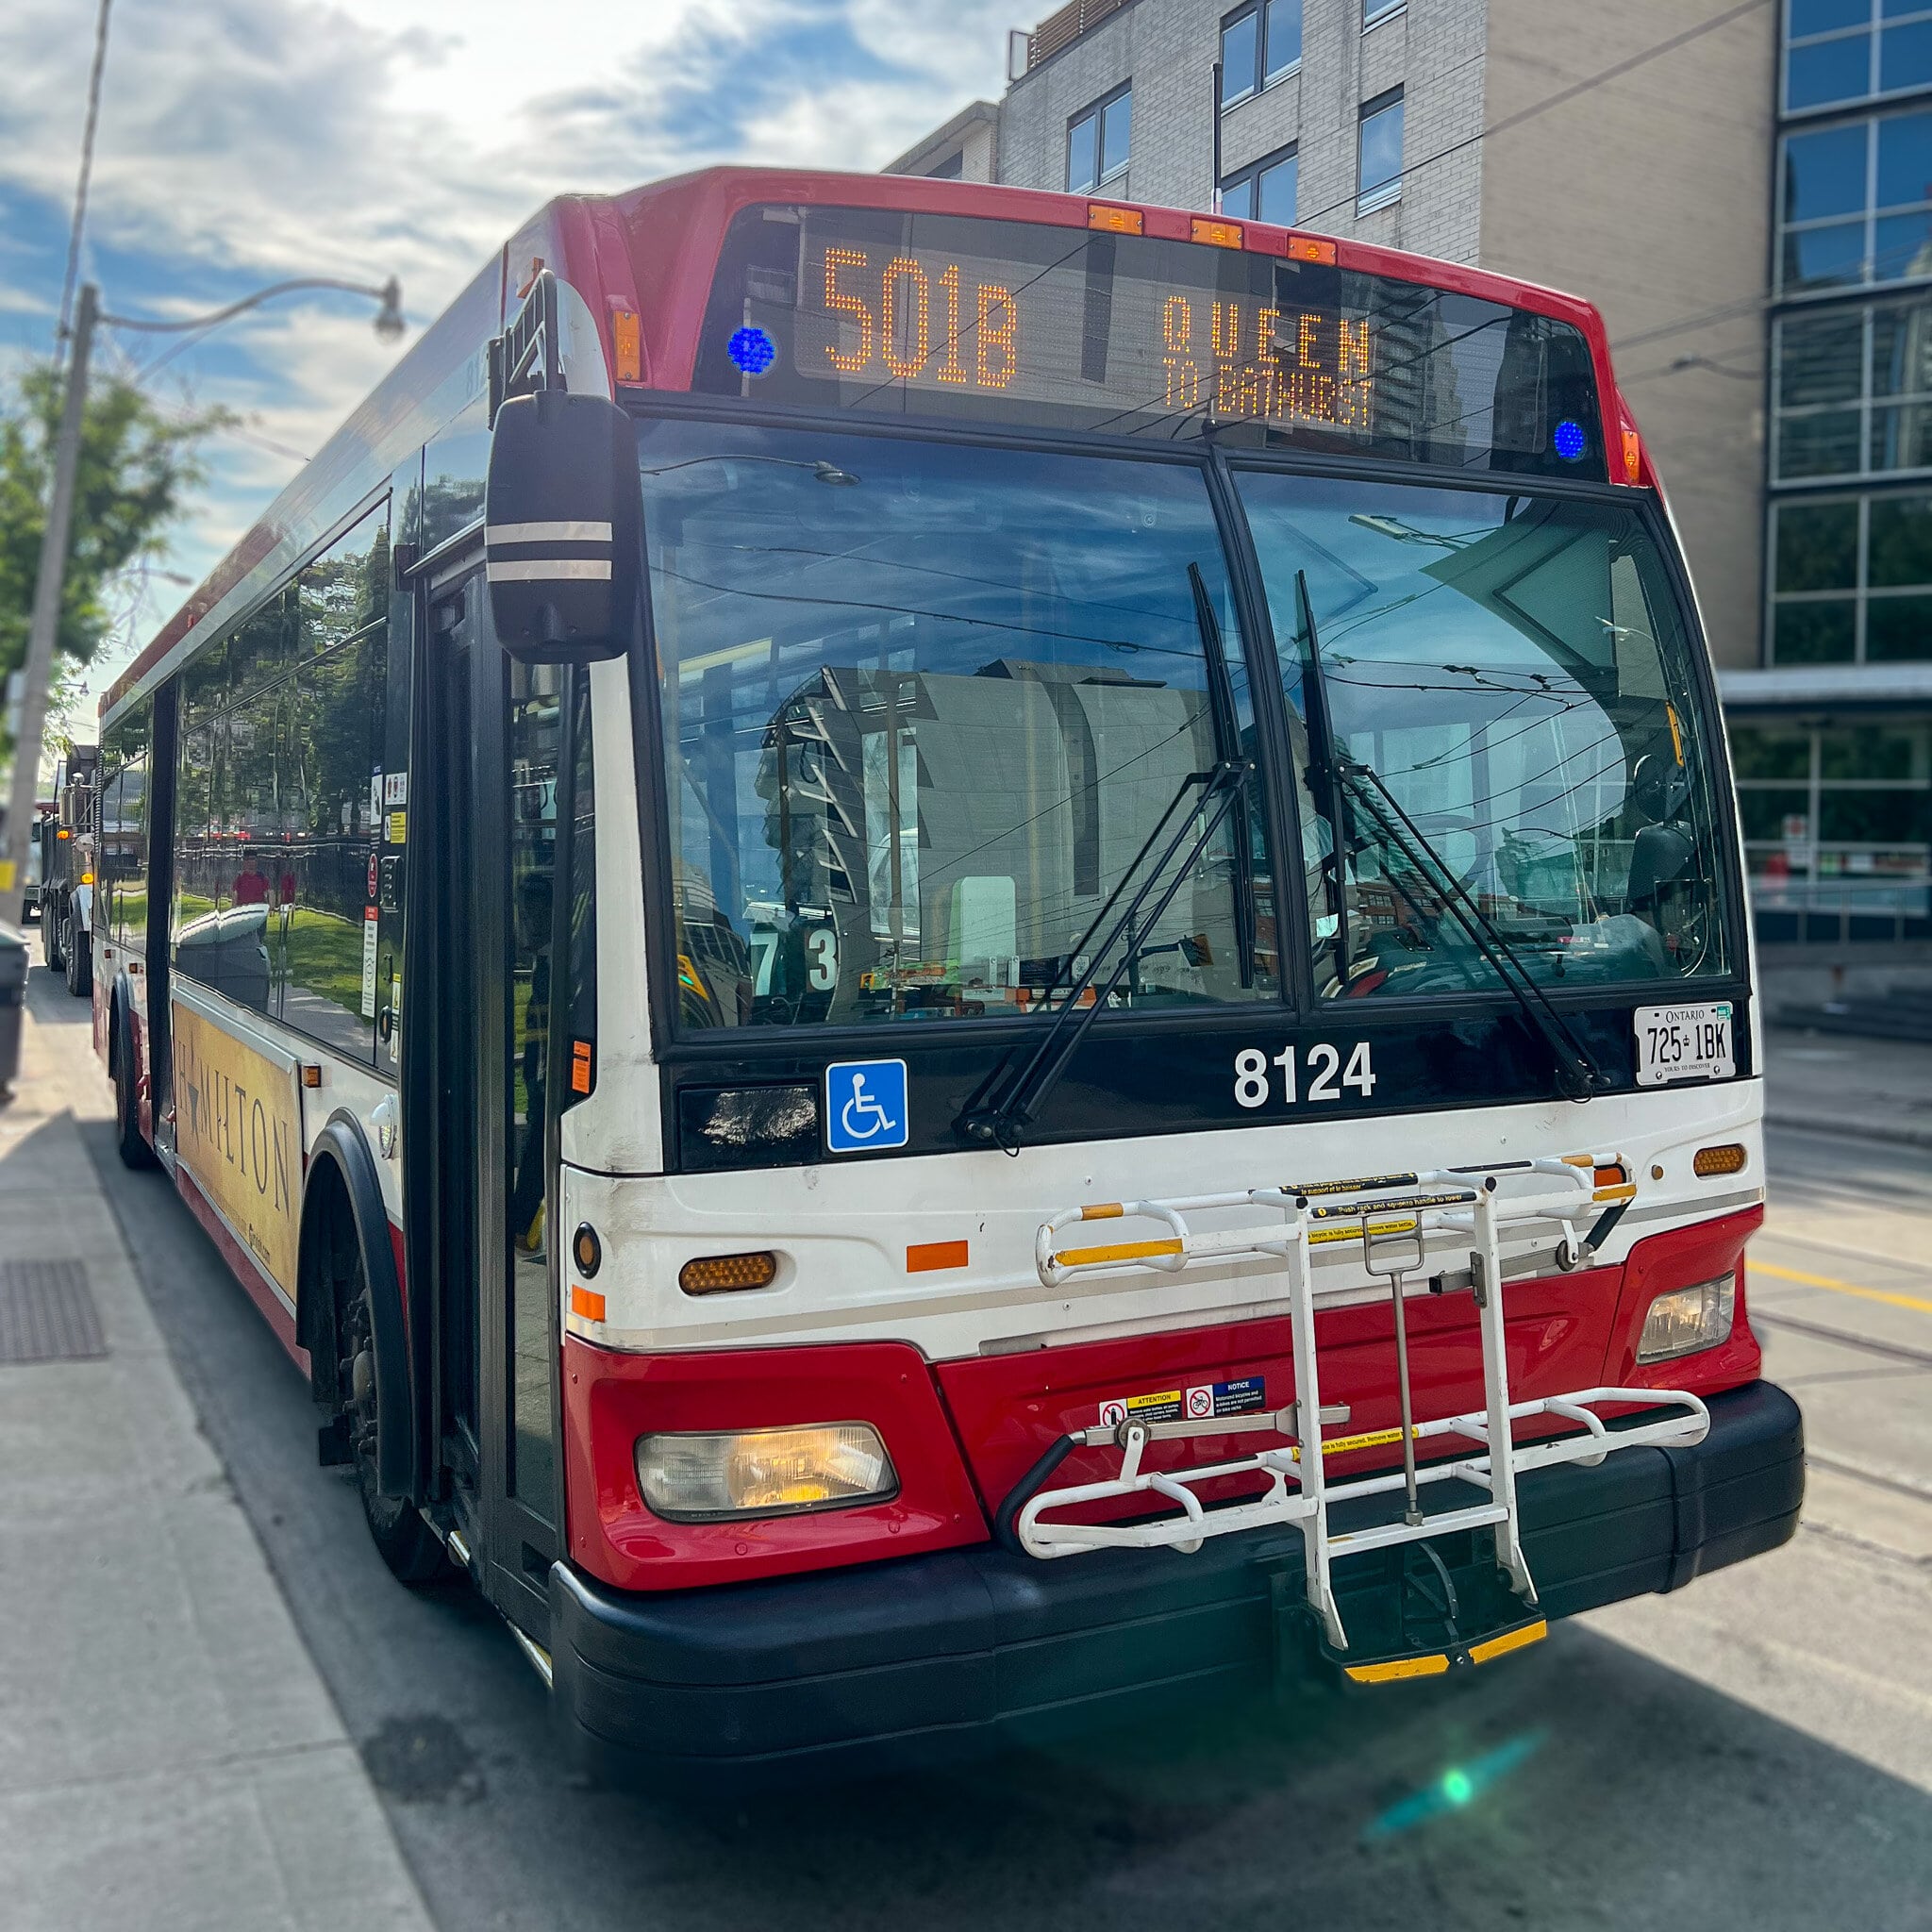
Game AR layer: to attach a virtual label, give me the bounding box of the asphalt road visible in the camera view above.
[56,964,1932,1931]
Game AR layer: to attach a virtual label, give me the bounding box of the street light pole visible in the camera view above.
[0,283,97,925]
[0,272,404,927]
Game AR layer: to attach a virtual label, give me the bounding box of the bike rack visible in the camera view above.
[1018,1157,1709,1656]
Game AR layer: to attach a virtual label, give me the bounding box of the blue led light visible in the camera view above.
[1554,419,1588,462]
[728,325,777,377]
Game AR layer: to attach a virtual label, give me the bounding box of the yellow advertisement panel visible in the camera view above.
[173,1001,303,1299]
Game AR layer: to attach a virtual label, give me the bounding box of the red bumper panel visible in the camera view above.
[561,1335,989,1592]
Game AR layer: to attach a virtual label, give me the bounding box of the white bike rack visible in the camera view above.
[1022,1157,1710,1655]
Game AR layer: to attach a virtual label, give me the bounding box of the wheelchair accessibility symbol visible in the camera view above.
[824,1058,909,1155]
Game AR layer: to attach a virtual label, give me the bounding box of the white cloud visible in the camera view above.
[0,0,1008,722]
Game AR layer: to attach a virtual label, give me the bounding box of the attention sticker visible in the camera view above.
[1096,1376,1266,1428]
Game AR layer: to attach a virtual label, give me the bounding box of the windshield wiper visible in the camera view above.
[956,758,1250,1152]
[1296,575,1603,1103]
[1190,561,1257,990]
[955,564,1258,1152]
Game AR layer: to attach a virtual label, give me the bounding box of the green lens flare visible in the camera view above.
[1441,1768,1474,1806]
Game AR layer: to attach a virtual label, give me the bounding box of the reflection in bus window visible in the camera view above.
[508,659,561,1519]
[1239,475,1731,997]
[641,421,1275,1031]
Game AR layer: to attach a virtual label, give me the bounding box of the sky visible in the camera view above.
[0,0,1010,726]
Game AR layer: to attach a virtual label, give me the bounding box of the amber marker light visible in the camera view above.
[1693,1143,1747,1178]
[610,308,643,384]
[1287,235,1339,264]
[569,1285,607,1322]
[908,1240,969,1274]
[1622,427,1644,484]
[679,1251,779,1296]
[1191,217,1244,249]
[573,1223,602,1276]
[1088,203,1144,234]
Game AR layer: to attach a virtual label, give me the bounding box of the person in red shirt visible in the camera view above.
[233,853,269,906]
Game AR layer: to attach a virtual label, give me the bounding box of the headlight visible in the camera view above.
[1636,1274,1736,1363]
[634,1424,898,1523]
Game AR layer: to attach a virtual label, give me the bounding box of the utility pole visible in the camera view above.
[0,283,96,925]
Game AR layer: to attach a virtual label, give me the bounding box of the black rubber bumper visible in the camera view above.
[549,1379,1804,1790]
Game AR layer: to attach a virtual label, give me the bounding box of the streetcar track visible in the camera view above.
[1754,1308,1932,1372]
[1756,1224,1932,1281]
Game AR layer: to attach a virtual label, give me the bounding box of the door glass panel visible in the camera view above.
[507,660,561,1515]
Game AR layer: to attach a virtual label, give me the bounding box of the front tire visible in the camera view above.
[112,1009,157,1171]
[63,914,91,998]
[333,1218,450,1587]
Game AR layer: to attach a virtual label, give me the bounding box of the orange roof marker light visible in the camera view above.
[610,307,643,384]
[1088,203,1144,235]
[1191,217,1244,249]
[1287,235,1339,265]
[1622,425,1645,485]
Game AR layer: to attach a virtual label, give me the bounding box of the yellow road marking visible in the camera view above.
[1750,1258,1932,1318]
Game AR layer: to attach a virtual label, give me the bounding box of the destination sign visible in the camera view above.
[694,206,1606,477]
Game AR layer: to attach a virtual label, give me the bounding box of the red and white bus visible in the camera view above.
[93,166,1802,1784]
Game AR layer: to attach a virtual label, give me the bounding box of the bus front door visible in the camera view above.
[418,575,562,1642]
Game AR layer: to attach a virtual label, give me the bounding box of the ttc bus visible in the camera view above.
[92,167,1803,1784]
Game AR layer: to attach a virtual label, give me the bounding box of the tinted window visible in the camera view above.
[1239,475,1733,993]
[171,503,391,1053]
[641,419,1274,1031]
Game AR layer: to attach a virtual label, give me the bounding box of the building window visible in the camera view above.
[1357,88,1404,213]
[1364,0,1405,26]
[1222,144,1298,225]
[1779,107,1932,293]
[926,151,965,180]
[1785,0,1932,117]
[1771,489,1932,661]
[1774,290,1932,479]
[1068,84,1132,193]
[1732,716,1930,919]
[1221,0,1301,108]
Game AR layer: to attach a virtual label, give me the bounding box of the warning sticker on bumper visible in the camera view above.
[1097,1377,1266,1428]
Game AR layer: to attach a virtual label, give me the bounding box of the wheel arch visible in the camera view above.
[298,1111,416,1501]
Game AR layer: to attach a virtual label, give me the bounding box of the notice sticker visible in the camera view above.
[1185,1376,1267,1421]
[361,908,379,1018]
[384,771,408,807]
[387,810,407,846]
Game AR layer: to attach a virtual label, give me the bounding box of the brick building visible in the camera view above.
[888,0,1932,951]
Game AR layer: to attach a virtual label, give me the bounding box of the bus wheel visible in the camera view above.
[63,915,91,998]
[335,1229,450,1587]
[111,1006,156,1171]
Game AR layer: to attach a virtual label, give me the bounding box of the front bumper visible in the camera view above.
[549,1379,1803,1789]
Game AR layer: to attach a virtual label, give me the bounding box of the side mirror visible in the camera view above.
[485,391,641,665]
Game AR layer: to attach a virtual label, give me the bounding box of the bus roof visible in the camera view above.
[104,165,1634,728]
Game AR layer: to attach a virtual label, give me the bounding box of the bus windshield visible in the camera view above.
[641,417,1274,1030]
[1239,473,1732,996]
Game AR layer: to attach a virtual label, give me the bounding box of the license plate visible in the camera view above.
[1635,1002,1735,1086]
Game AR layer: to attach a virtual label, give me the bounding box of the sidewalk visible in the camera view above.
[0,974,432,1932]
[1763,1023,1932,1150]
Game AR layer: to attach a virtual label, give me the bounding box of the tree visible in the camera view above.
[0,363,231,754]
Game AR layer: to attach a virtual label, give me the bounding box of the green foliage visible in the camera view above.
[0,362,233,702]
